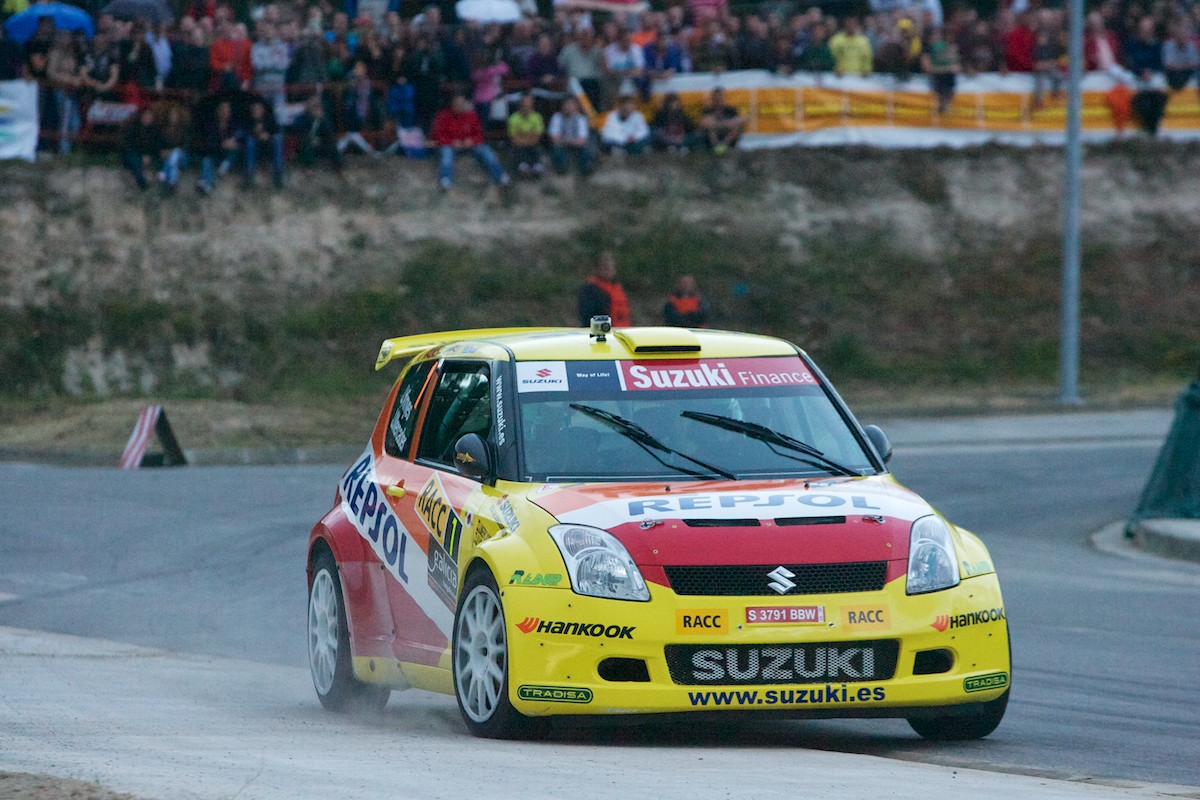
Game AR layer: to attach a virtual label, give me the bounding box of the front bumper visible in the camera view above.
[502,573,1010,717]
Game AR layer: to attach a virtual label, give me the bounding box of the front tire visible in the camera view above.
[308,550,390,713]
[907,690,1008,740]
[452,566,545,739]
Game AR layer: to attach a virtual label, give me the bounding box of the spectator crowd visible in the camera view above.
[1,0,1196,191]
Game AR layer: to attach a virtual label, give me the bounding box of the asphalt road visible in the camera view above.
[1,418,1198,790]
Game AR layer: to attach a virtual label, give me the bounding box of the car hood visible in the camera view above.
[528,476,933,567]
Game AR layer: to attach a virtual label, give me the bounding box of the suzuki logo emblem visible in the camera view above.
[767,566,796,595]
[535,368,552,378]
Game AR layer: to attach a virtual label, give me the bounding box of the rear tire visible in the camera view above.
[308,550,390,713]
[907,690,1008,740]
[452,566,546,739]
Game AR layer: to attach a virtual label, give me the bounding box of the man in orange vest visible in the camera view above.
[577,252,632,327]
[663,274,710,327]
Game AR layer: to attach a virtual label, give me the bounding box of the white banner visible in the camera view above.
[0,80,39,162]
[648,69,1200,149]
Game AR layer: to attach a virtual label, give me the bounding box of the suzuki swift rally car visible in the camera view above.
[306,325,1010,740]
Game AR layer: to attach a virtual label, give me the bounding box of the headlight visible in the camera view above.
[548,524,650,602]
[906,515,960,595]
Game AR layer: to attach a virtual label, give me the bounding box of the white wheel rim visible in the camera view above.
[455,585,507,723]
[309,568,339,696]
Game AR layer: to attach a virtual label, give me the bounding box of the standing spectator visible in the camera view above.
[470,49,510,129]
[548,95,593,176]
[604,28,646,100]
[687,0,727,25]
[170,24,210,90]
[209,21,252,91]
[80,31,121,101]
[737,16,775,71]
[287,28,328,86]
[0,25,25,80]
[507,93,545,178]
[1162,24,1199,91]
[121,106,161,190]
[402,34,445,132]
[430,92,509,190]
[23,16,54,80]
[526,33,563,87]
[644,30,689,81]
[146,21,172,88]
[1084,11,1123,75]
[47,31,81,154]
[829,17,872,76]
[692,18,736,73]
[292,94,342,168]
[1124,17,1163,79]
[798,21,836,72]
[873,20,917,79]
[958,19,1000,75]
[356,27,391,81]
[505,20,536,78]
[121,19,159,90]
[577,252,631,328]
[1004,12,1036,73]
[663,274,710,327]
[251,20,290,109]
[243,97,284,188]
[338,60,384,155]
[557,28,605,112]
[922,27,959,113]
[194,97,239,194]
[651,91,697,152]
[600,93,650,155]
[699,86,745,154]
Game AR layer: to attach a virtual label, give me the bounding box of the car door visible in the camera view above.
[373,358,497,668]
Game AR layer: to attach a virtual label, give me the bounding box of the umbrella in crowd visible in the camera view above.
[101,0,173,24]
[3,2,95,43]
[455,0,522,24]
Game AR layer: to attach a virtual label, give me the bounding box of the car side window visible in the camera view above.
[416,362,492,466]
[384,360,434,459]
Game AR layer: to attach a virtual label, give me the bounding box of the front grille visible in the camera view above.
[665,640,899,685]
[664,562,888,596]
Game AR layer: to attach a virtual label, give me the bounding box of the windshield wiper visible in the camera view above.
[679,411,859,477]
[569,404,737,481]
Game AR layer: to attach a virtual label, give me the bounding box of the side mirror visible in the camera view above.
[864,424,892,465]
[453,433,494,482]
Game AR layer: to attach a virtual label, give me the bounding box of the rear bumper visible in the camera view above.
[503,573,1010,717]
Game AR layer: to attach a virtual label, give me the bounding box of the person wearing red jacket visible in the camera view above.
[1003,12,1036,73]
[430,92,509,190]
[208,21,252,91]
[577,252,632,328]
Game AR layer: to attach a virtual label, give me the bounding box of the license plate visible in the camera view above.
[745,605,825,625]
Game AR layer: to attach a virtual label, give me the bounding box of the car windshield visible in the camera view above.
[515,356,878,482]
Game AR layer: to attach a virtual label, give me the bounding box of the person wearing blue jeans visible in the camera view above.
[195,99,239,195]
[242,99,285,188]
[429,93,509,190]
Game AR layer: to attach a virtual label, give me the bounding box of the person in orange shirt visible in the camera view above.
[577,252,632,328]
[663,274,710,328]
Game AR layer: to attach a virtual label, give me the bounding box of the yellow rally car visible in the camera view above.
[306,323,1010,739]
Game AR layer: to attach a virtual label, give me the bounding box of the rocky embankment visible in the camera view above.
[2,142,1198,398]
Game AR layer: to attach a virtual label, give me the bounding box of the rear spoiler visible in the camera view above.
[374,328,561,371]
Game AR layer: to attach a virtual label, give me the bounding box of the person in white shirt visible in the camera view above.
[600,94,650,155]
[549,96,594,175]
[603,28,646,99]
